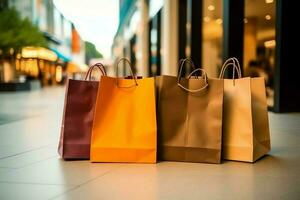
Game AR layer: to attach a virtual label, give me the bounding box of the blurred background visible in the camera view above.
[0,2,299,199]
[0,0,116,85]
[0,0,297,113]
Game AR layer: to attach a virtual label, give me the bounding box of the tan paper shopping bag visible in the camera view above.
[90,58,157,163]
[156,58,223,163]
[220,57,271,162]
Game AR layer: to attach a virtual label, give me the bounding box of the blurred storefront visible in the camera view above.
[112,0,297,112]
[16,47,58,86]
[0,0,86,88]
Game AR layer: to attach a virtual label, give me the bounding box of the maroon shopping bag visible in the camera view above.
[58,63,106,159]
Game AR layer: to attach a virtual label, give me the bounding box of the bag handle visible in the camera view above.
[177,58,208,93]
[178,58,199,79]
[219,57,241,85]
[219,57,242,79]
[115,58,138,88]
[84,63,106,81]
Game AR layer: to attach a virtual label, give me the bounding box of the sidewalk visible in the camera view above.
[0,87,299,200]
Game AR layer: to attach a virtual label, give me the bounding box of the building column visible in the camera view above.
[161,0,179,75]
[273,0,300,112]
[187,0,202,68]
[222,0,244,75]
[178,0,187,61]
[136,0,149,76]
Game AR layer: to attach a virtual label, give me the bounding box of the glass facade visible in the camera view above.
[149,9,161,76]
[130,34,137,74]
[202,0,223,77]
[112,0,296,112]
[244,0,276,107]
[53,7,63,38]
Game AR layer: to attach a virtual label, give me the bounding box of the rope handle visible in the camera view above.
[178,58,200,79]
[177,58,208,93]
[219,57,242,79]
[219,57,242,85]
[84,63,106,81]
[115,58,138,88]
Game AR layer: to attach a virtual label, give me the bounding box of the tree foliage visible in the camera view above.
[85,41,103,64]
[0,8,48,55]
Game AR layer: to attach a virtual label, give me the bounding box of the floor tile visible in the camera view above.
[51,162,300,200]
[0,156,124,185]
[0,146,57,168]
[0,182,73,200]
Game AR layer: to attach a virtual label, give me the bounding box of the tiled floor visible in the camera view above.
[0,87,299,200]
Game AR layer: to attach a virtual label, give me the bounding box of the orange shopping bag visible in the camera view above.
[90,58,157,163]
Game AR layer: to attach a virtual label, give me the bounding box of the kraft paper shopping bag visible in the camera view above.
[220,57,271,162]
[156,58,223,163]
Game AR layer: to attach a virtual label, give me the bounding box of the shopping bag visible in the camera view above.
[90,58,157,163]
[220,57,271,162]
[58,63,106,159]
[156,58,223,163]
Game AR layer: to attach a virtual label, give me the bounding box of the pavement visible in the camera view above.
[0,86,299,200]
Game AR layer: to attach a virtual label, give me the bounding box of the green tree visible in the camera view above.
[0,8,48,55]
[85,41,103,64]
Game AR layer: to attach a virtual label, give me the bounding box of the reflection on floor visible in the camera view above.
[0,87,299,200]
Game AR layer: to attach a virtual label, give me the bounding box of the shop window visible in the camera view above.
[130,35,137,75]
[202,0,223,77]
[148,10,161,76]
[244,0,276,107]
